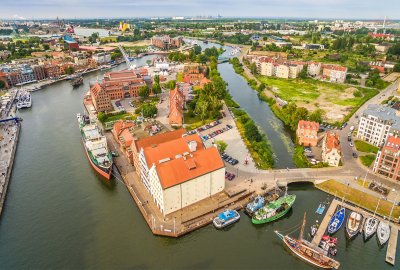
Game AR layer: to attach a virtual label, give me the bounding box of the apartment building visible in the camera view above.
[151,35,183,50]
[322,64,348,83]
[373,136,400,181]
[307,62,322,77]
[322,132,341,167]
[296,120,320,147]
[356,104,400,147]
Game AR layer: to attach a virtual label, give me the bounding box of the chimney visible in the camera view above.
[188,140,197,152]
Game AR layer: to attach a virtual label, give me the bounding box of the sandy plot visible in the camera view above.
[383,72,400,82]
[105,40,151,47]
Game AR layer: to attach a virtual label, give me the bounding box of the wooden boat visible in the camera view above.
[316,203,326,215]
[275,213,340,269]
[345,211,363,239]
[377,221,390,246]
[363,217,379,241]
[328,207,345,234]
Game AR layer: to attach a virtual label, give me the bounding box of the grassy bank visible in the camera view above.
[316,180,400,220]
[231,108,274,169]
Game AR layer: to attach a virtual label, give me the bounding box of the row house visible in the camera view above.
[356,104,400,147]
[112,120,136,163]
[259,58,304,79]
[373,136,400,181]
[322,132,341,167]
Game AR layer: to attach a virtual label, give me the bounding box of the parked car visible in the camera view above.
[349,141,354,147]
[353,152,358,158]
[347,137,352,142]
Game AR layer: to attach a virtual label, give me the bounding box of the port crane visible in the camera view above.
[117,45,137,70]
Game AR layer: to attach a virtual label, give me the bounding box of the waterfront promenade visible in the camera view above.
[0,105,20,216]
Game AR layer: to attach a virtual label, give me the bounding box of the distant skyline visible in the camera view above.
[1,0,399,20]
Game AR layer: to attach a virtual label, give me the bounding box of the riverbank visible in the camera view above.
[0,111,20,216]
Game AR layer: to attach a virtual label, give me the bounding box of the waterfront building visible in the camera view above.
[90,82,113,112]
[296,120,319,147]
[151,35,183,50]
[32,65,47,81]
[168,86,184,126]
[112,120,136,163]
[89,70,147,112]
[135,130,225,215]
[131,129,187,189]
[153,57,169,70]
[322,131,341,167]
[373,135,400,181]
[356,104,400,147]
[92,53,111,65]
[183,64,206,85]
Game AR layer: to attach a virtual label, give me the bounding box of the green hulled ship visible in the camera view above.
[252,194,296,224]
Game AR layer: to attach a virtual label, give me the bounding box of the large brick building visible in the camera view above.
[151,35,183,50]
[168,86,184,126]
[89,70,147,112]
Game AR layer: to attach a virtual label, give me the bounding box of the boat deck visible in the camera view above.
[311,199,400,266]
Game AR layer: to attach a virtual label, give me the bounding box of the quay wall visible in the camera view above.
[0,122,21,216]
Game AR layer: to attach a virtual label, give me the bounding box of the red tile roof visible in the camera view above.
[134,128,186,152]
[383,136,400,151]
[325,131,341,153]
[142,133,224,189]
[297,120,319,130]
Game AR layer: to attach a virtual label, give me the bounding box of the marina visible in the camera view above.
[311,198,400,266]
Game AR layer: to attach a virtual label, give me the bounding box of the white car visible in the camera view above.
[349,142,354,147]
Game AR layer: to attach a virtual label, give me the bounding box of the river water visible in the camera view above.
[0,43,397,270]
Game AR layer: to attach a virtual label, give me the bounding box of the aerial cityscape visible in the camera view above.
[1,1,400,269]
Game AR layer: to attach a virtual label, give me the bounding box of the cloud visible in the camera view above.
[12,14,26,20]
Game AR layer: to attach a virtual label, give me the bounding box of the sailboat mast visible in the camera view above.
[373,197,382,218]
[388,193,398,224]
[299,212,307,241]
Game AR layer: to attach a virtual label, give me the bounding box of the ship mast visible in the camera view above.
[299,212,307,241]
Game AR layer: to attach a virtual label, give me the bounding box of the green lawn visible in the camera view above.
[354,140,379,153]
[176,72,184,82]
[257,76,374,106]
[360,154,376,167]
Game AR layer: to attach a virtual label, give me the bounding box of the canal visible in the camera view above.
[0,44,398,270]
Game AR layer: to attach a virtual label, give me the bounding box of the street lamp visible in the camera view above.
[388,189,398,223]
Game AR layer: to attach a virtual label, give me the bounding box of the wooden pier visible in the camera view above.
[311,199,399,266]
[386,229,398,265]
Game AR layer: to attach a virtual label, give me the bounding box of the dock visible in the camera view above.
[386,228,398,265]
[311,199,400,266]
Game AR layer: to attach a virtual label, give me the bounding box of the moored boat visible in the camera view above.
[213,209,240,229]
[252,194,296,224]
[377,221,390,246]
[346,211,363,239]
[245,195,265,215]
[275,213,340,269]
[71,76,84,87]
[316,203,326,215]
[364,217,379,241]
[328,207,345,234]
[77,113,113,180]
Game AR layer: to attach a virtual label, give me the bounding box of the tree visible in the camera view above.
[166,80,176,90]
[97,112,106,122]
[215,140,228,153]
[393,63,400,72]
[64,66,75,75]
[299,65,308,79]
[43,44,50,50]
[195,100,209,121]
[309,109,325,123]
[258,83,266,92]
[250,63,258,75]
[139,85,150,99]
[141,103,157,118]
[152,82,162,96]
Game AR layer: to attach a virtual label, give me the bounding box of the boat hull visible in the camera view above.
[328,207,345,234]
[252,205,291,224]
[363,217,378,241]
[345,212,363,239]
[282,235,340,269]
[81,139,112,180]
[377,222,390,246]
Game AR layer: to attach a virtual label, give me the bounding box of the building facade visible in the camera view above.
[356,104,400,147]
[296,120,320,147]
[322,132,341,167]
[373,136,400,181]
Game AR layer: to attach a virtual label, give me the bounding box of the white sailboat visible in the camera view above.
[364,196,382,241]
[377,221,390,245]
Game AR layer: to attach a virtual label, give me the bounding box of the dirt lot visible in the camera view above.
[383,72,400,82]
[105,40,151,47]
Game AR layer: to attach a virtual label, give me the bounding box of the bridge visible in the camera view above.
[0,117,23,124]
[117,45,136,70]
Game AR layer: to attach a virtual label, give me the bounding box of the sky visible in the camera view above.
[1,0,398,20]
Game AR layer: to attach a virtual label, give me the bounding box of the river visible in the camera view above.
[0,42,397,270]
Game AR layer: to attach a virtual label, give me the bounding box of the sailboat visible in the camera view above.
[275,213,340,269]
[345,211,363,239]
[377,221,390,246]
[328,207,345,234]
[364,196,382,241]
